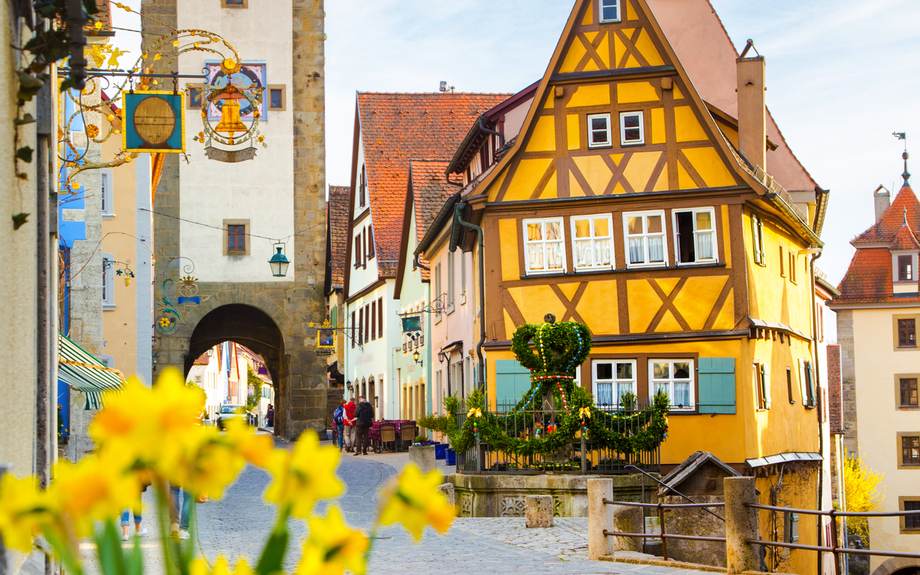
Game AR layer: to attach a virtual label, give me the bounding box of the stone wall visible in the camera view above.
[835,310,857,455]
[662,494,726,566]
[448,472,659,518]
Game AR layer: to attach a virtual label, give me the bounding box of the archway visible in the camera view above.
[185,304,288,436]
[871,557,920,575]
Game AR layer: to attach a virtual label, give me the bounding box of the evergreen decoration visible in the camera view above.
[419,315,670,458]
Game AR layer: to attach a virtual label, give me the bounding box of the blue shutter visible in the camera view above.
[495,359,532,410]
[698,357,736,414]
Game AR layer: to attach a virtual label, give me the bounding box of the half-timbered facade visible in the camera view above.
[444,1,829,571]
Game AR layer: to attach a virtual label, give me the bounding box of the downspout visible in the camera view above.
[446,173,464,188]
[454,203,487,402]
[479,117,505,147]
[413,252,429,272]
[809,249,825,575]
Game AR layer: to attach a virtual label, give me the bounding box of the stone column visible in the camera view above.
[613,505,644,552]
[725,476,760,574]
[588,478,614,560]
[525,495,553,528]
[409,445,436,475]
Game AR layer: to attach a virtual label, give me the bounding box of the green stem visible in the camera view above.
[154,480,180,575]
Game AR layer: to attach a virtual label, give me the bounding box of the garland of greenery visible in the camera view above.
[418,316,670,458]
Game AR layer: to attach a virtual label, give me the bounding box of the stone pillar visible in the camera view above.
[409,445,436,475]
[725,476,760,574]
[613,505,644,552]
[437,483,455,506]
[588,478,614,560]
[525,495,553,528]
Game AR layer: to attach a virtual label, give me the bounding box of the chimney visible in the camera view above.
[874,185,891,223]
[736,55,767,171]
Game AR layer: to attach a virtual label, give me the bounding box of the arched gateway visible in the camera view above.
[142,0,327,439]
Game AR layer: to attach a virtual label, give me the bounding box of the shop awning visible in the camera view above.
[58,333,124,410]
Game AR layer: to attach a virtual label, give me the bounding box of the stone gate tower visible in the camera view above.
[141,0,327,439]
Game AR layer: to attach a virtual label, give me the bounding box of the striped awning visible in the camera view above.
[58,333,125,410]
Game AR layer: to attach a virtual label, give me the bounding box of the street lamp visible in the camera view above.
[413,350,423,367]
[268,242,290,277]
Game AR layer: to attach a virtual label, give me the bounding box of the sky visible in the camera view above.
[111,0,920,287]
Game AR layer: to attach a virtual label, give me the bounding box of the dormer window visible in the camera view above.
[599,0,621,23]
[899,255,913,281]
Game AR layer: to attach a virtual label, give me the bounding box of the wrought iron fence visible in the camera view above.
[455,401,660,474]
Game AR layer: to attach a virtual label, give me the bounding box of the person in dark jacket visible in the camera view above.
[353,396,375,455]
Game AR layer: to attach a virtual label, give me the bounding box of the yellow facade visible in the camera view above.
[468,1,826,572]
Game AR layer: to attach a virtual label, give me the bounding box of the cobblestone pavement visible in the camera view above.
[83,434,707,575]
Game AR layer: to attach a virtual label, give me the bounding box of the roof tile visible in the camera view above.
[327,185,350,289]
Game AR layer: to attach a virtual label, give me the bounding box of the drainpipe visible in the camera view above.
[413,252,429,272]
[479,117,505,148]
[446,173,463,188]
[809,248,825,575]
[453,203,486,402]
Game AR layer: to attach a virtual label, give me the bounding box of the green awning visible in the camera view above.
[58,333,124,410]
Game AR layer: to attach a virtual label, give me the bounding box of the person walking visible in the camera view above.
[353,396,374,456]
[169,485,194,540]
[266,404,274,428]
[343,396,357,452]
[332,399,346,451]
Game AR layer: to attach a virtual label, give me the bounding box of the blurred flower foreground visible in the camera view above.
[0,368,456,575]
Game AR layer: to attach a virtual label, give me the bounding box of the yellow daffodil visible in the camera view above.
[297,507,368,575]
[190,556,253,575]
[224,419,274,468]
[264,431,342,518]
[48,454,140,537]
[90,368,207,474]
[467,408,482,418]
[0,474,50,552]
[378,464,455,540]
[579,406,591,419]
[162,427,244,499]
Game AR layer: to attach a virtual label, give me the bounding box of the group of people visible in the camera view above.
[332,396,374,455]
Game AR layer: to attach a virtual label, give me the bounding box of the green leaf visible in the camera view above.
[14,114,35,126]
[94,520,127,575]
[127,536,144,575]
[16,147,33,163]
[255,523,289,575]
[12,213,30,230]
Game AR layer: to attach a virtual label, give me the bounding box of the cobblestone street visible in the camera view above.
[83,435,707,575]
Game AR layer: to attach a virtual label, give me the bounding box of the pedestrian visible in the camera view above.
[266,404,274,428]
[121,477,150,541]
[353,395,374,456]
[332,399,346,451]
[169,484,194,540]
[343,396,357,452]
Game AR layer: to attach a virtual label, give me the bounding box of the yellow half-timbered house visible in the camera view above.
[444,1,830,571]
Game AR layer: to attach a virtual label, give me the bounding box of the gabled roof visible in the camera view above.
[327,185,350,291]
[890,221,920,251]
[836,248,908,305]
[393,161,456,297]
[853,186,920,245]
[355,92,512,278]
[658,450,740,496]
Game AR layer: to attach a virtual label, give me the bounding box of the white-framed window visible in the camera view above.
[102,252,115,310]
[101,169,114,219]
[587,113,612,148]
[572,214,614,271]
[620,111,644,145]
[434,262,442,323]
[599,0,621,23]
[650,359,694,410]
[673,208,717,264]
[523,218,566,274]
[593,360,636,407]
[624,211,667,267]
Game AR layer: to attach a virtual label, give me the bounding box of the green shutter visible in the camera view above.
[495,359,532,410]
[698,357,736,414]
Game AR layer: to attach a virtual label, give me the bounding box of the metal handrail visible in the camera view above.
[747,539,920,560]
[605,529,727,543]
[745,502,920,518]
[625,464,725,521]
[603,499,724,510]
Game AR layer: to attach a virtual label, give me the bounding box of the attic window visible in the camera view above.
[620,111,644,145]
[587,114,611,148]
[599,0,621,23]
[899,255,913,281]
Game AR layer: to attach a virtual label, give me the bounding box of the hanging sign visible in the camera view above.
[123,91,186,153]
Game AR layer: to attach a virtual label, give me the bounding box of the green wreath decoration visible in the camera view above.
[419,314,670,458]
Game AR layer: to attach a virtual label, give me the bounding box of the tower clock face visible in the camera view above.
[206,63,266,119]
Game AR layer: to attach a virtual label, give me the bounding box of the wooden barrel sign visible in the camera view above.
[132,96,176,147]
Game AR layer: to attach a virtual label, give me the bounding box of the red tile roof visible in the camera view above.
[836,186,920,305]
[853,186,920,245]
[409,160,455,282]
[327,185,350,289]
[357,92,512,277]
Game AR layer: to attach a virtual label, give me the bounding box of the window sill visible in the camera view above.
[675,260,719,267]
[621,141,645,147]
[102,213,115,220]
[227,251,247,257]
[103,304,115,311]
[896,346,919,351]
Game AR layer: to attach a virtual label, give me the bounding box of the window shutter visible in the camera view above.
[698,357,736,414]
[763,363,772,410]
[798,359,808,405]
[806,361,816,407]
[495,359,531,409]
